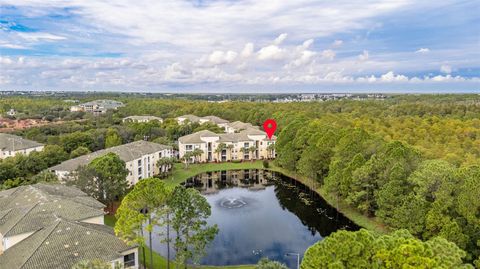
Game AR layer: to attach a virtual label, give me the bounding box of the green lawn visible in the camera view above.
[164,161,264,187]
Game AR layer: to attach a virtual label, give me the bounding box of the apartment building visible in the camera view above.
[70,100,124,114]
[224,121,259,133]
[122,115,163,123]
[176,115,229,128]
[0,183,138,269]
[0,133,44,159]
[50,141,174,185]
[178,128,276,163]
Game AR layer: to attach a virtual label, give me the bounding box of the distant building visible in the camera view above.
[0,133,44,159]
[224,121,258,133]
[176,115,229,128]
[198,116,229,128]
[50,141,174,185]
[6,109,16,117]
[0,183,138,269]
[70,100,124,114]
[178,129,275,162]
[300,94,316,101]
[122,115,163,123]
[176,114,201,124]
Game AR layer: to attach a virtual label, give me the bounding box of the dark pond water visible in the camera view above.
[148,169,358,268]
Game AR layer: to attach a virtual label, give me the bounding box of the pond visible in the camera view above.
[148,169,359,268]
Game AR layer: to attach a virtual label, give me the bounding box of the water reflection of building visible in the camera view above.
[184,169,275,194]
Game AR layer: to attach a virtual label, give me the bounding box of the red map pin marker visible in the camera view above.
[263,119,277,140]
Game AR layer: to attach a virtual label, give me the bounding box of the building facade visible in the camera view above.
[50,141,174,185]
[70,99,124,114]
[176,114,229,127]
[178,129,275,163]
[122,115,163,123]
[0,133,44,159]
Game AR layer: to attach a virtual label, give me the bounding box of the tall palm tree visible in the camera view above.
[240,147,249,161]
[226,144,234,161]
[181,152,194,168]
[214,143,226,162]
[157,157,174,177]
[192,148,204,163]
[267,143,276,159]
[248,146,257,161]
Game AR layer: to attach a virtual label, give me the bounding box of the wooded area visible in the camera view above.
[1,94,479,265]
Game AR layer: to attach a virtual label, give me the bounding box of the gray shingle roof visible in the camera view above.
[226,121,259,131]
[176,114,201,122]
[178,130,219,144]
[0,219,135,269]
[200,116,229,124]
[0,134,43,151]
[0,183,104,210]
[50,141,172,172]
[0,183,105,237]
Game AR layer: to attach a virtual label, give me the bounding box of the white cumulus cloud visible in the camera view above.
[257,45,285,61]
[273,33,288,45]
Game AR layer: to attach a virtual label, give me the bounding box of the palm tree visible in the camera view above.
[226,144,234,161]
[248,146,257,161]
[157,157,174,177]
[181,152,194,168]
[192,148,204,163]
[240,147,249,161]
[267,143,275,159]
[214,143,226,162]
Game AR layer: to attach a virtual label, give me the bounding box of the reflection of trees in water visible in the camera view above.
[184,169,359,237]
[273,172,359,237]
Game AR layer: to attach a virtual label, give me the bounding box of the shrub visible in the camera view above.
[263,160,269,168]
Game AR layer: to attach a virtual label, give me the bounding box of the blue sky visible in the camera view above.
[0,0,479,92]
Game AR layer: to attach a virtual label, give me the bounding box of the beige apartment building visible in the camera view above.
[51,141,173,185]
[178,129,276,163]
[0,133,44,159]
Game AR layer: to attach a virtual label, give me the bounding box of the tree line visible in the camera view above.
[275,117,480,265]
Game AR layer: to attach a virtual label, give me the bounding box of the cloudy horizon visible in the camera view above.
[0,0,479,93]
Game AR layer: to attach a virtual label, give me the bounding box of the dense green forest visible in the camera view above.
[1,94,479,265]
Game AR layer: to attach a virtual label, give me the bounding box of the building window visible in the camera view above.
[186,145,193,150]
[138,159,141,166]
[124,253,135,267]
[159,152,163,158]
[244,142,249,148]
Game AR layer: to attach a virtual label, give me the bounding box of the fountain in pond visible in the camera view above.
[219,197,247,208]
